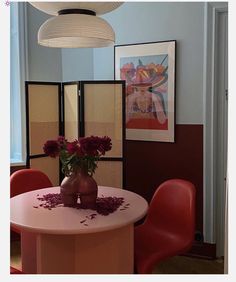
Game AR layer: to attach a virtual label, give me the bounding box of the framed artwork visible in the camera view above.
[115,40,176,142]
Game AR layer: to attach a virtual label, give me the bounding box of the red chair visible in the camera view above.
[10,266,23,274]
[10,169,53,234]
[134,179,196,274]
[10,169,53,198]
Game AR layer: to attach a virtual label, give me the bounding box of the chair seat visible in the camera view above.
[133,179,196,274]
[134,223,193,274]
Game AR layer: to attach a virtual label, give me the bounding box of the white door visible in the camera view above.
[215,11,228,258]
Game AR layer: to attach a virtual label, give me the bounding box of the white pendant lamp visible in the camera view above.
[29,2,123,48]
[38,13,115,48]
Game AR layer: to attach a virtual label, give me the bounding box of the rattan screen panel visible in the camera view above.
[83,84,123,158]
[93,161,122,188]
[30,157,60,186]
[64,84,79,141]
[28,84,60,155]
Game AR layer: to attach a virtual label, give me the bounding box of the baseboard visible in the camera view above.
[184,241,216,259]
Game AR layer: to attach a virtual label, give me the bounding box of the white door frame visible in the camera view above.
[203,2,228,246]
[215,10,228,258]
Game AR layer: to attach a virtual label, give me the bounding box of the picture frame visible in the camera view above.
[115,40,176,142]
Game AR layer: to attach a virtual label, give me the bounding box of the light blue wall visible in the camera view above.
[27,4,62,81]
[26,2,205,123]
[93,2,205,124]
[61,48,94,82]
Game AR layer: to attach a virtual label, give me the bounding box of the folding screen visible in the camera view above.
[25,82,61,186]
[26,80,125,188]
[80,81,125,188]
[62,82,79,140]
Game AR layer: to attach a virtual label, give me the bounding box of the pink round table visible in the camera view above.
[10,186,148,274]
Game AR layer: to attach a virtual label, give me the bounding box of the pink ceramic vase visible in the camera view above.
[60,169,98,209]
[78,170,98,210]
[60,171,80,207]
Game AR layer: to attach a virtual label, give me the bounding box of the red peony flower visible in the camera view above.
[76,146,84,157]
[80,136,100,156]
[57,136,66,143]
[99,136,112,155]
[43,140,60,158]
[57,136,65,142]
[43,135,112,177]
[57,136,67,148]
[67,140,79,155]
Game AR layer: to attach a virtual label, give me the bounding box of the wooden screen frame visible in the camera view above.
[25,81,62,183]
[80,80,126,188]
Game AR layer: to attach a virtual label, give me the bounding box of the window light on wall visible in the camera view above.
[29,2,123,48]
[10,2,28,164]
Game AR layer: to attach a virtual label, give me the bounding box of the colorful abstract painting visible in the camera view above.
[115,41,176,142]
[120,54,168,130]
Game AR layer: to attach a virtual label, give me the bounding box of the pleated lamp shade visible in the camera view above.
[38,14,115,48]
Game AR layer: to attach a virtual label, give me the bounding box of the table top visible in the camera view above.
[10,186,148,235]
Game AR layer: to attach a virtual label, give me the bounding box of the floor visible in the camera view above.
[10,241,21,270]
[152,255,224,274]
[11,240,224,274]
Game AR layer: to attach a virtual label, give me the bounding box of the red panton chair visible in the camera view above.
[10,266,23,274]
[10,168,53,198]
[10,169,53,234]
[134,179,196,274]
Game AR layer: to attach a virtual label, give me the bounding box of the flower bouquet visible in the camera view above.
[43,136,112,208]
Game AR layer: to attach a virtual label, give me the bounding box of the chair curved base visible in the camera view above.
[10,266,23,274]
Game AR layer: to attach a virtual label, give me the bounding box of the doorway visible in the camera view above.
[215,10,228,258]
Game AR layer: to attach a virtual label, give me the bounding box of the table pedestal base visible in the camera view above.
[22,225,134,274]
[21,232,37,274]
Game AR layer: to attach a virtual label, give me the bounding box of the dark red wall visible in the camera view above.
[10,165,26,175]
[125,124,203,233]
